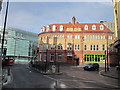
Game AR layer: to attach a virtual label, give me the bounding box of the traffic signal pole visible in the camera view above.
[1,0,9,55]
[0,0,9,88]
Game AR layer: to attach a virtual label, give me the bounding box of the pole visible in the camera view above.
[1,0,9,87]
[14,39,16,61]
[106,34,109,71]
[105,50,107,72]
[1,0,9,55]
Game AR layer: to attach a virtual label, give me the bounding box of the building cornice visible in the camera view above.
[38,31,114,36]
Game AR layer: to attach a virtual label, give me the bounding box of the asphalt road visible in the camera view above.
[47,65,119,89]
[2,64,119,89]
[2,64,68,88]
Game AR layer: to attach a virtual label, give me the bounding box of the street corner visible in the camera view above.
[99,69,119,79]
[2,68,13,87]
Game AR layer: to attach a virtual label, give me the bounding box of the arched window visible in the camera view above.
[51,44,55,50]
[58,43,63,50]
[84,25,88,30]
[100,25,104,30]
[60,25,64,31]
[67,43,72,50]
[92,25,96,30]
[52,25,56,31]
[46,26,50,32]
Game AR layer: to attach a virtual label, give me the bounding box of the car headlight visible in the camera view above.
[88,66,91,68]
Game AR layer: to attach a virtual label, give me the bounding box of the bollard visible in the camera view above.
[8,67,10,76]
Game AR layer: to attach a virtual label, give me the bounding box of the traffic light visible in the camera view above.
[3,48,7,55]
[33,50,36,54]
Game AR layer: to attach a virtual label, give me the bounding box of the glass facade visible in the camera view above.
[84,54,105,63]
[0,27,38,62]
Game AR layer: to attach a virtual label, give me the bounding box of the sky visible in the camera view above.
[0,1,114,34]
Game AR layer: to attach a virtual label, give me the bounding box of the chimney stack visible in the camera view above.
[72,16,76,25]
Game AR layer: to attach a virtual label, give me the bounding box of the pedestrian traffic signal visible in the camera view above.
[3,48,7,55]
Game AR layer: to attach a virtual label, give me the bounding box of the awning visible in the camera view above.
[67,53,72,56]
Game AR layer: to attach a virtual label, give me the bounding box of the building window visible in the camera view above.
[96,45,99,51]
[75,35,80,39]
[4,39,7,44]
[50,54,54,62]
[67,35,72,39]
[90,45,93,50]
[60,25,64,31]
[52,35,57,38]
[93,45,96,50]
[84,25,88,30]
[43,27,45,32]
[58,43,63,50]
[58,54,62,62]
[84,45,87,50]
[74,44,80,50]
[67,28,73,30]
[46,26,50,32]
[75,28,80,30]
[108,36,112,40]
[102,44,105,51]
[67,43,72,50]
[92,25,96,30]
[59,35,64,38]
[100,25,104,30]
[52,25,56,31]
[51,44,55,50]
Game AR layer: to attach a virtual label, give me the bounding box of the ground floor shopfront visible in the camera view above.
[37,50,106,66]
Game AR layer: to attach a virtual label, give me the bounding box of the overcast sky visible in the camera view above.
[0,1,114,34]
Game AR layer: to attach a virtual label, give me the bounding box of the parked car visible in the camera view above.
[83,63,99,71]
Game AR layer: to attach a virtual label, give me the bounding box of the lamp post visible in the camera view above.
[14,38,16,61]
[105,50,107,72]
[106,34,109,71]
[105,31,109,72]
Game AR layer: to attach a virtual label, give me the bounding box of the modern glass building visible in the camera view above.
[0,26,38,63]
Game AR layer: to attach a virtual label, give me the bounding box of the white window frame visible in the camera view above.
[58,44,63,50]
[46,26,50,32]
[84,25,88,30]
[52,25,56,31]
[74,44,80,50]
[67,35,72,39]
[100,25,104,30]
[51,44,55,50]
[92,25,96,30]
[60,25,64,31]
[75,35,80,39]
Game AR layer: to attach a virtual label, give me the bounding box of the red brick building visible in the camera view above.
[38,17,114,66]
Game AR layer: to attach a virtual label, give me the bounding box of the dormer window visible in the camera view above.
[46,26,50,32]
[52,25,56,31]
[100,25,104,30]
[41,28,43,32]
[60,25,64,31]
[43,27,45,32]
[84,25,88,30]
[92,25,96,30]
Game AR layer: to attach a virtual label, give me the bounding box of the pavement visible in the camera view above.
[99,67,120,79]
[31,63,120,80]
[2,67,12,86]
